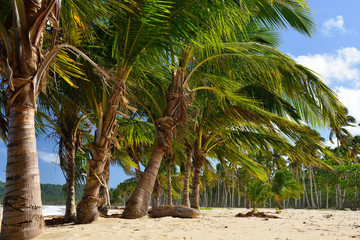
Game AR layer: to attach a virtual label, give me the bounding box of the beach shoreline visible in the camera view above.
[35,208,360,240]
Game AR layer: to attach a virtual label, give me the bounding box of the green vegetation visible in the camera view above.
[0,182,84,205]
[0,0,357,238]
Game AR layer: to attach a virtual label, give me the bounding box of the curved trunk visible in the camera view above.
[64,142,76,222]
[181,149,193,207]
[123,146,166,218]
[190,150,206,210]
[123,55,188,219]
[77,74,127,223]
[1,107,44,240]
[98,159,110,216]
[76,147,109,223]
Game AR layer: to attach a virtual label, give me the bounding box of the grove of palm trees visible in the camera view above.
[0,0,357,239]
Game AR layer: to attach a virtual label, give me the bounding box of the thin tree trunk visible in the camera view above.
[181,149,193,207]
[326,186,329,209]
[65,141,76,222]
[152,178,161,208]
[309,166,317,208]
[190,150,206,210]
[302,165,311,208]
[335,186,339,209]
[311,167,319,208]
[166,156,173,205]
[232,174,235,208]
[1,107,44,239]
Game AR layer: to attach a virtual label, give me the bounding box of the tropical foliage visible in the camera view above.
[0,0,354,239]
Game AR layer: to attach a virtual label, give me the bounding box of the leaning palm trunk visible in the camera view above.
[190,150,206,210]
[181,148,193,207]
[77,77,127,223]
[123,64,188,218]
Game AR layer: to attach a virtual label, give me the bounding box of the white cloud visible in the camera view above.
[325,140,337,149]
[38,151,59,164]
[322,15,347,36]
[335,87,360,136]
[294,47,360,85]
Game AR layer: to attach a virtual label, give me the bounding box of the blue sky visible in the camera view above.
[1,0,359,188]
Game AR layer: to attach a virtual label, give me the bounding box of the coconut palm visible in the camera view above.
[0,0,108,238]
[329,107,356,158]
[247,180,272,210]
[272,168,302,209]
[75,0,183,223]
[124,0,335,218]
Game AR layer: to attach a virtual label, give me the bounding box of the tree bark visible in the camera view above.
[123,64,187,218]
[152,178,161,208]
[77,74,127,223]
[190,150,206,210]
[98,159,110,216]
[64,141,76,222]
[181,149,193,207]
[1,0,49,238]
[2,107,44,240]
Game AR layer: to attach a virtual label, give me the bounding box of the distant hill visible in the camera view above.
[0,182,84,205]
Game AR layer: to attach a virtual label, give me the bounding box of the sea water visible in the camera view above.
[42,205,66,216]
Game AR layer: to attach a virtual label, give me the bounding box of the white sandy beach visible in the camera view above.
[34,208,360,240]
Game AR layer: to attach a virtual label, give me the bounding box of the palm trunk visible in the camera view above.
[309,166,317,208]
[152,178,161,208]
[301,165,311,208]
[1,107,44,239]
[123,64,187,218]
[129,147,142,181]
[181,149,193,207]
[231,175,235,208]
[1,0,49,238]
[77,75,127,223]
[98,159,110,216]
[190,150,206,210]
[64,142,76,222]
[166,156,173,205]
[326,186,329,209]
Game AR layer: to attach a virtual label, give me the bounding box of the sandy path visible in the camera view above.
[35,208,360,240]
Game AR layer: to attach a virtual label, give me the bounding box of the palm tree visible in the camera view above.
[272,168,302,209]
[0,0,108,237]
[329,107,356,158]
[247,180,272,210]
[76,0,179,223]
[124,0,333,218]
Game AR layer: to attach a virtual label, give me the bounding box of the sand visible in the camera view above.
[35,208,360,240]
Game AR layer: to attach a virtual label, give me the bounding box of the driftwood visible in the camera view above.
[149,205,200,218]
[235,210,279,219]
